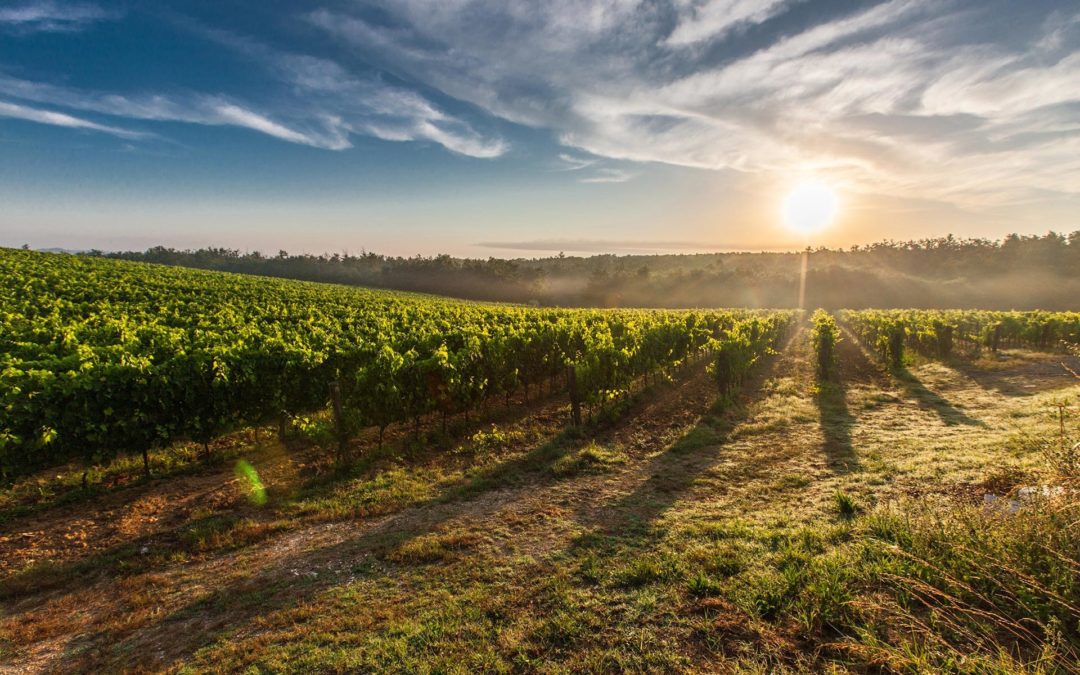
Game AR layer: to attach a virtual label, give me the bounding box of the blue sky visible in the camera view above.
[1,0,1077,256]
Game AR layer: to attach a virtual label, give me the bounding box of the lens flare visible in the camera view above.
[234,459,267,505]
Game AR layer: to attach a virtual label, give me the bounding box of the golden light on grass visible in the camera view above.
[782,181,838,235]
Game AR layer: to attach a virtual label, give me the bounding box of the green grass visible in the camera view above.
[832,490,860,518]
[550,441,627,477]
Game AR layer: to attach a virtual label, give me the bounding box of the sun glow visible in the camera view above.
[782,181,838,235]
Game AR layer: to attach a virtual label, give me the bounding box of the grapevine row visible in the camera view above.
[0,249,792,476]
[839,309,1080,366]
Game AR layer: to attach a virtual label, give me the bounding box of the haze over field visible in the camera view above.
[102,232,1080,310]
[2,0,1078,255]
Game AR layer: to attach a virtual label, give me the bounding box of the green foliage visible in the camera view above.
[616,553,683,588]
[811,309,840,380]
[233,460,267,506]
[468,425,525,453]
[1026,398,1080,480]
[0,248,791,477]
[710,312,794,398]
[832,490,859,518]
[550,441,626,477]
[687,571,723,597]
[840,309,1080,365]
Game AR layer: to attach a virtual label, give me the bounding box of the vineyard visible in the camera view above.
[0,248,792,477]
[4,247,1077,479]
[840,308,1080,368]
[2,249,1079,673]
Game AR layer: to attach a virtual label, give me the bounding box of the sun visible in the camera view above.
[782,181,838,235]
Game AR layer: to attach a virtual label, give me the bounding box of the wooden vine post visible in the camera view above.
[329,380,348,467]
[567,365,582,427]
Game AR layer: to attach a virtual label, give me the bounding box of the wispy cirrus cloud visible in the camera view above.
[182,22,507,158]
[0,75,350,149]
[0,14,507,157]
[578,168,634,184]
[307,0,1080,208]
[557,153,596,171]
[556,152,634,183]
[0,99,146,139]
[0,1,117,33]
[664,0,790,46]
[212,102,345,149]
[2,0,1076,204]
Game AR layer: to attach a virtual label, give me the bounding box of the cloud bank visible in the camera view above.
[306,0,1080,206]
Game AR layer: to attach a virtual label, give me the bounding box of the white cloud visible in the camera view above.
[211,101,350,150]
[3,0,1075,201]
[557,153,596,170]
[0,67,506,156]
[579,168,634,183]
[0,76,351,150]
[0,17,508,157]
[0,1,116,33]
[412,119,506,158]
[664,0,790,46]
[168,22,508,158]
[922,52,1080,119]
[556,151,635,183]
[307,0,1080,208]
[0,100,146,139]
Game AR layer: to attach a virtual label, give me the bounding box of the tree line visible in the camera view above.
[90,231,1080,310]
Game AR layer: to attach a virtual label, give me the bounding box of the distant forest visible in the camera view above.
[92,231,1080,310]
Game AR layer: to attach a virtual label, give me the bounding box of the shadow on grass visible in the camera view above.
[1,441,585,670]
[9,332,823,671]
[945,353,1080,399]
[894,367,986,427]
[0,435,267,526]
[0,424,579,605]
[2,365,726,671]
[568,328,801,550]
[834,322,984,428]
[0,508,291,602]
[814,381,858,473]
[0,384,586,596]
[0,376,573,531]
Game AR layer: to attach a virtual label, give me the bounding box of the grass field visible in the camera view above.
[2,322,1078,673]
